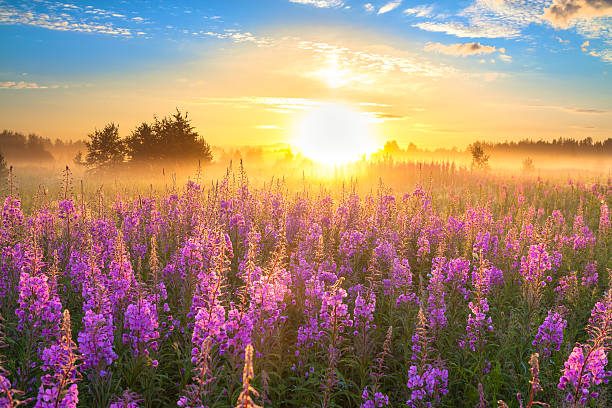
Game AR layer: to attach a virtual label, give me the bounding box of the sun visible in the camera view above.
[292,103,377,166]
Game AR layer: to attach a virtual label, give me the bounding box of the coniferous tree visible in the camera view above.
[83,123,125,167]
[125,109,212,163]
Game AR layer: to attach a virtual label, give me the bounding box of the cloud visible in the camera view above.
[194,97,406,123]
[296,40,455,79]
[364,3,375,13]
[404,5,434,18]
[0,81,49,89]
[0,3,135,36]
[412,1,547,39]
[414,21,521,38]
[476,72,510,81]
[424,42,501,56]
[493,102,611,114]
[378,1,402,15]
[543,0,612,28]
[582,39,591,50]
[288,0,344,8]
[498,53,512,62]
[202,29,271,46]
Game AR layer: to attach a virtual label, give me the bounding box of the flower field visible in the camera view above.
[0,167,610,408]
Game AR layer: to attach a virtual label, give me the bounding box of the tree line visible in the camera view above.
[0,130,85,165]
[475,137,612,156]
[76,109,213,168]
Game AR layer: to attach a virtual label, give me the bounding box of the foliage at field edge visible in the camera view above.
[0,165,610,407]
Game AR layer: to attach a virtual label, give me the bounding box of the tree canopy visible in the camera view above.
[83,123,125,167]
[82,109,212,168]
[469,142,490,170]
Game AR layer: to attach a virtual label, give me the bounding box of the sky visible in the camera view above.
[0,0,611,149]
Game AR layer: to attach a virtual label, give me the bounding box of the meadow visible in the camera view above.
[0,162,610,408]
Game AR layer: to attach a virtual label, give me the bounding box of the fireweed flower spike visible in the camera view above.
[406,309,448,407]
[178,337,213,408]
[234,344,262,408]
[558,290,612,406]
[35,310,81,408]
[533,309,567,358]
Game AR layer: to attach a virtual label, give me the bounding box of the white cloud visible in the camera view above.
[414,21,521,38]
[288,0,344,8]
[0,81,49,89]
[404,5,434,18]
[413,1,548,39]
[378,1,403,15]
[202,29,271,46]
[364,3,375,13]
[0,3,136,36]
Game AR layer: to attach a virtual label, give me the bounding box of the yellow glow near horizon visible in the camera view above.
[292,103,377,166]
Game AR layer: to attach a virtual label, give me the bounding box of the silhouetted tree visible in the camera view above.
[125,122,157,161]
[125,109,212,163]
[0,151,7,179]
[83,123,125,167]
[522,157,535,173]
[469,142,489,170]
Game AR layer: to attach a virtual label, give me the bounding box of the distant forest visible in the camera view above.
[0,130,85,164]
[380,137,612,157]
[477,137,612,156]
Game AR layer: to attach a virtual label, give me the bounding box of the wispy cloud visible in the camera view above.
[0,2,137,36]
[378,1,403,15]
[404,5,434,18]
[492,102,611,114]
[424,41,502,56]
[193,97,405,123]
[296,40,455,79]
[202,29,271,46]
[364,3,375,13]
[0,81,54,89]
[288,0,344,8]
[414,21,521,38]
[413,0,547,39]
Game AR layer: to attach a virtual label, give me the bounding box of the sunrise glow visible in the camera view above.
[293,103,377,166]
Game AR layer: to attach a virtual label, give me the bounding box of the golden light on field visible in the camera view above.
[292,103,377,166]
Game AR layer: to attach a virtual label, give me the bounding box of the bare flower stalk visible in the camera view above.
[235,344,262,408]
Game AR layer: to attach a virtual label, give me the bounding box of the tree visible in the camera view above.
[0,151,7,180]
[125,109,212,163]
[125,122,158,162]
[469,142,489,170]
[83,123,125,167]
[522,157,535,173]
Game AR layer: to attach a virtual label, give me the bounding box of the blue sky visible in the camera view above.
[0,0,611,147]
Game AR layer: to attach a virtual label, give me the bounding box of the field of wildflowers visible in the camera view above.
[0,165,610,408]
